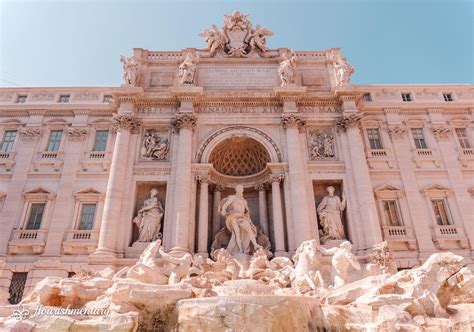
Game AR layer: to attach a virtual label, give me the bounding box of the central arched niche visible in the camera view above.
[209,136,271,176]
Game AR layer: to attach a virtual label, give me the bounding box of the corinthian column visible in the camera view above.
[197,174,210,257]
[336,109,382,247]
[212,185,225,237]
[95,114,141,256]
[270,174,286,256]
[281,114,313,245]
[255,183,269,236]
[170,113,197,252]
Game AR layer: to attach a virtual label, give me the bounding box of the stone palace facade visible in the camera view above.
[0,11,473,304]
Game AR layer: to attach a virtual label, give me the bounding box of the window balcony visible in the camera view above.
[8,229,47,254]
[457,148,474,167]
[81,151,111,171]
[0,151,16,171]
[366,149,394,168]
[432,225,468,250]
[411,148,440,168]
[63,230,99,254]
[33,151,64,171]
[382,226,416,250]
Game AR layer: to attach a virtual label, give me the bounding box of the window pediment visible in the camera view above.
[374,183,403,198]
[74,187,104,201]
[421,184,452,197]
[23,187,55,200]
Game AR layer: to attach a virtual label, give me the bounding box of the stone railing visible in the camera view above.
[37,151,64,159]
[65,229,99,241]
[146,51,183,61]
[432,225,468,250]
[81,151,111,171]
[63,230,99,254]
[415,148,433,157]
[0,151,15,171]
[461,148,474,156]
[382,226,416,249]
[295,51,327,60]
[369,149,388,158]
[9,229,47,254]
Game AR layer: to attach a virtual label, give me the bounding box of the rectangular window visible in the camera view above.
[46,130,62,152]
[103,95,113,103]
[25,203,45,230]
[16,95,27,103]
[455,128,471,149]
[443,93,453,102]
[401,93,412,102]
[8,272,28,304]
[93,130,108,151]
[382,200,402,226]
[1,130,17,152]
[411,128,427,149]
[78,203,96,230]
[362,93,372,102]
[58,95,70,103]
[431,199,452,225]
[366,128,383,149]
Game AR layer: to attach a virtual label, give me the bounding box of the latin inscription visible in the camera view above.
[198,67,278,87]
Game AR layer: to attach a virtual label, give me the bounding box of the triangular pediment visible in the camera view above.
[25,187,51,194]
[76,187,101,195]
[423,184,450,192]
[374,183,402,192]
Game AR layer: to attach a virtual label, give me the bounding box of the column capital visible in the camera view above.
[388,125,408,140]
[174,113,197,133]
[281,114,305,131]
[19,127,42,142]
[431,126,451,140]
[112,114,141,133]
[335,113,362,132]
[195,174,211,184]
[211,184,226,192]
[269,173,285,183]
[255,183,270,191]
[66,127,88,142]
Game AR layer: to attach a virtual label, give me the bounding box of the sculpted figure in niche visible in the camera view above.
[317,186,346,244]
[278,50,297,86]
[142,131,169,160]
[120,55,139,86]
[178,53,197,85]
[319,240,360,287]
[219,185,262,255]
[133,189,164,243]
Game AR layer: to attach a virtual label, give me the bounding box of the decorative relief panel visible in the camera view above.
[0,93,13,102]
[140,130,170,161]
[149,71,176,87]
[74,90,100,101]
[307,127,336,160]
[30,90,55,101]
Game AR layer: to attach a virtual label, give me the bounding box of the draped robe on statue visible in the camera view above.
[219,194,259,255]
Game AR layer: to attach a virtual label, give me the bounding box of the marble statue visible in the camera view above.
[329,52,354,87]
[249,24,273,53]
[278,50,297,86]
[9,239,474,331]
[132,189,164,243]
[199,11,274,58]
[291,240,325,292]
[120,55,139,86]
[317,186,346,244]
[141,131,169,160]
[211,226,272,259]
[319,241,360,287]
[219,185,262,255]
[177,53,197,85]
[199,24,224,56]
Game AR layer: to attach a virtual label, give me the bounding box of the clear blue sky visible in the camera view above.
[0,0,472,87]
